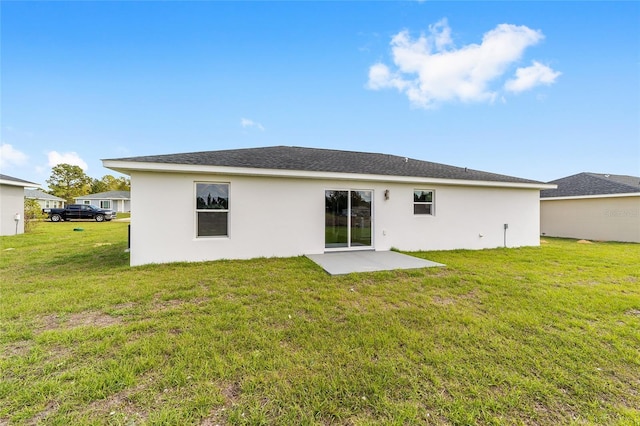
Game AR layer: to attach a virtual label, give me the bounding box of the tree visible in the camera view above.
[46,164,93,204]
[90,175,131,193]
[90,178,109,194]
[112,175,131,191]
[24,198,45,233]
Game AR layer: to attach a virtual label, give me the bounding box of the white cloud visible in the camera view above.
[505,61,562,93]
[368,63,408,91]
[0,144,28,168]
[240,118,265,131]
[430,18,453,51]
[47,151,88,171]
[367,20,559,108]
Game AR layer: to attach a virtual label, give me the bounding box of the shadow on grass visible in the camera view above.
[35,243,130,274]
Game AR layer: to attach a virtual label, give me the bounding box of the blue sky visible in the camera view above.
[1,1,638,185]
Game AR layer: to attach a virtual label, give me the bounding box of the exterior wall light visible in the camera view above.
[384,190,390,200]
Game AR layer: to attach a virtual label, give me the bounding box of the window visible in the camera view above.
[83,200,91,205]
[414,190,434,215]
[196,183,229,237]
[100,200,111,209]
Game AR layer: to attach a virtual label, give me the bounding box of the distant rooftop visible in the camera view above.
[105,145,543,185]
[76,190,130,200]
[541,172,640,198]
[25,189,65,201]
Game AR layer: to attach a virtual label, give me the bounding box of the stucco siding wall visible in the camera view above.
[379,184,540,252]
[0,184,25,236]
[129,172,541,266]
[541,196,640,242]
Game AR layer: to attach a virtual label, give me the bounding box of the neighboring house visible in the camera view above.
[75,190,131,213]
[540,172,640,243]
[0,174,40,236]
[104,146,554,266]
[25,188,66,209]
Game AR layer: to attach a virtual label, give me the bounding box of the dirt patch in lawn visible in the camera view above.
[200,405,231,426]
[432,295,456,306]
[577,240,594,244]
[221,381,242,404]
[37,311,122,332]
[84,375,154,424]
[432,289,480,306]
[151,299,185,310]
[2,340,32,358]
[151,297,212,312]
[199,381,241,425]
[27,400,60,425]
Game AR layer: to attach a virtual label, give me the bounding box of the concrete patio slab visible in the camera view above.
[306,250,445,275]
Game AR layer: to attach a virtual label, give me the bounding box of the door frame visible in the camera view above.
[324,188,374,252]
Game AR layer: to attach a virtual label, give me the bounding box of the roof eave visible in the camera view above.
[103,160,553,190]
[0,179,41,188]
[541,192,640,201]
[75,196,130,200]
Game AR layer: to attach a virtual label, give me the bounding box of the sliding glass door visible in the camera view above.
[325,190,349,248]
[325,190,372,249]
[350,190,372,247]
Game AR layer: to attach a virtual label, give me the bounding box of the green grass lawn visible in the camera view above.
[1,221,639,425]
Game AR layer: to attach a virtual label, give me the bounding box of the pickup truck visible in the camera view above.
[43,204,117,222]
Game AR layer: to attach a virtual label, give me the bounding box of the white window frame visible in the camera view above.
[100,200,111,209]
[414,189,435,216]
[195,182,230,238]
[324,188,374,251]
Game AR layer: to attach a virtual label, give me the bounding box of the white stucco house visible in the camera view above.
[103,146,554,266]
[25,188,66,209]
[0,174,40,236]
[75,190,131,213]
[540,172,640,243]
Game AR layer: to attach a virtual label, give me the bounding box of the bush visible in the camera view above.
[24,198,45,233]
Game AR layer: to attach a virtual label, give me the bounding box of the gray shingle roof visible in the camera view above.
[0,174,39,187]
[106,146,542,185]
[541,173,640,198]
[25,189,65,201]
[76,190,130,200]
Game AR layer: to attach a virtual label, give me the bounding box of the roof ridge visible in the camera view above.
[542,171,640,197]
[104,145,544,185]
[585,172,640,191]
